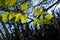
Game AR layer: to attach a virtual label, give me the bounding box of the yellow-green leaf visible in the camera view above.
[21,14,27,23]
[15,13,21,22]
[10,17,15,22]
[43,19,50,25]
[2,12,9,21]
[34,8,46,15]
[40,11,47,15]
[38,19,43,26]
[33,19,38,25]
[20,3,28,11]
[34,8,40,15]
[9,12,15,20]
[5,0,16,6]
[0,0,16,6]
[45,14,53,20]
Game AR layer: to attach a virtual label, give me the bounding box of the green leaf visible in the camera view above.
[20,3,28,11]
[43,19,51,25]
[34,8,40,15]
[5,0,16,6]
[9,12,15,20]
[45,14,53,20]
[10,17,16,22]
[2,12,9,21]
[15,13,21,22]
[33,19,38,25]
[38,19,43,26]
[34,8,46,15]
[0,0,16,6]
[40,11,47,15]
[21,14,27,23]
[33,19,43,26]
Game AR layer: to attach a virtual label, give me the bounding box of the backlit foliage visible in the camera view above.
[33,7,53,26]
[0,0,54,25]
[0,0,16,6]
[20,3,28,11]
[0,8,53,24]
[0,12,27,23]
[0,0,59,40]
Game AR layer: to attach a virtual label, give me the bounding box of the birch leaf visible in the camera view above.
[21,3,28,11]
[33,19,38,25]
[45,14,53,20]
[43,19,50,25]
[2,12,9,21]
[9,12,15,20]
[21,14,27,23]
[5,0,16,6]
[15,13,21,22]
[38,19,43,26]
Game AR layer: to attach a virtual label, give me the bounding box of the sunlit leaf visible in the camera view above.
[5,0,16,6]
[40,11,47,15]
[21,3,28,11]
[38,19,43,26]
[0,0,16,6]
[10,17,16,22]
[9,12,15,20]
[33,19,38,25]
[45,14,53,20]
[34,8,40,15]
[34,8,46,15]
[2,12,9,21]
[21,14,27,23]
[43,19,51,25]
[15,13,21,22]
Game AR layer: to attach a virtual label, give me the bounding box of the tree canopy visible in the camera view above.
[0,0,60,40]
